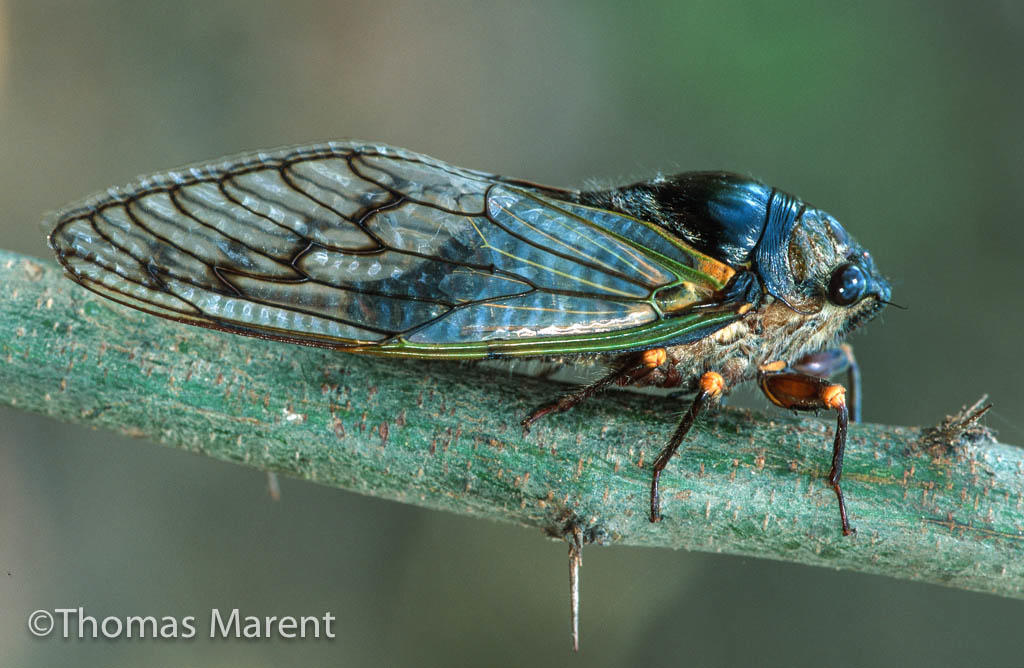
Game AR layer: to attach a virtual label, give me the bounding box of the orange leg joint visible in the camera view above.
[650,371,725,523]
[699,370,725,395]
[821,384,846,411]
[641,347,668,368]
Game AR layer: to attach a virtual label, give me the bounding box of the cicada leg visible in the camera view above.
[758,362,853,535]
[791,343,860,422]
[649,371,726,523]
[521,348,674,433]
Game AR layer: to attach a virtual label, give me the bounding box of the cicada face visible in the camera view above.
[785,206,892,346]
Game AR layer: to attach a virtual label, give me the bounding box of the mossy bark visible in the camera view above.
[2,249,1021,599]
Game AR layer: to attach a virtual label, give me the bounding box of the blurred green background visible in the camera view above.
[2,1,1023,666]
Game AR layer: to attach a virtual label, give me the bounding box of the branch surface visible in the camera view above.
[2,249,1021,599]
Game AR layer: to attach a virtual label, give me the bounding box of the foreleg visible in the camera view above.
[758,362,853,535]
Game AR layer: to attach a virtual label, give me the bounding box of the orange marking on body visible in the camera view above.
[759,360,787,372]
[821,384,846,410]
[695,258,736,286]
[737,303,753,315]
[642,348,667,368]
[699,371,725,397]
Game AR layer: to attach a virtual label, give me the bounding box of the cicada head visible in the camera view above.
[785,205,892,340]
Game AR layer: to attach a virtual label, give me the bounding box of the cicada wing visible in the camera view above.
[49,141,746,358]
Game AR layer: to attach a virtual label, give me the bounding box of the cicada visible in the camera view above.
[47,141,891,535]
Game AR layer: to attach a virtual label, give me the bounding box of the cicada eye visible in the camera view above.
[827,262,867,306]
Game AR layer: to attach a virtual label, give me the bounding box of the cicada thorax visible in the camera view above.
[579,174,784,286]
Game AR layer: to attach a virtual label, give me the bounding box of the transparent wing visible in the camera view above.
[48,141,745,359]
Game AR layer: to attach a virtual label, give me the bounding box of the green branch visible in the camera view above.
[2,248,1021,599]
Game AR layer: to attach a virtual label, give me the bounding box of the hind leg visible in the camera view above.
[521,348,680,433]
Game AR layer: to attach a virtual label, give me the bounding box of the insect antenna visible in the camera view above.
[879,299,907,310]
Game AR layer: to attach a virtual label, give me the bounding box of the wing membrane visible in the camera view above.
[48,141,744,359]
